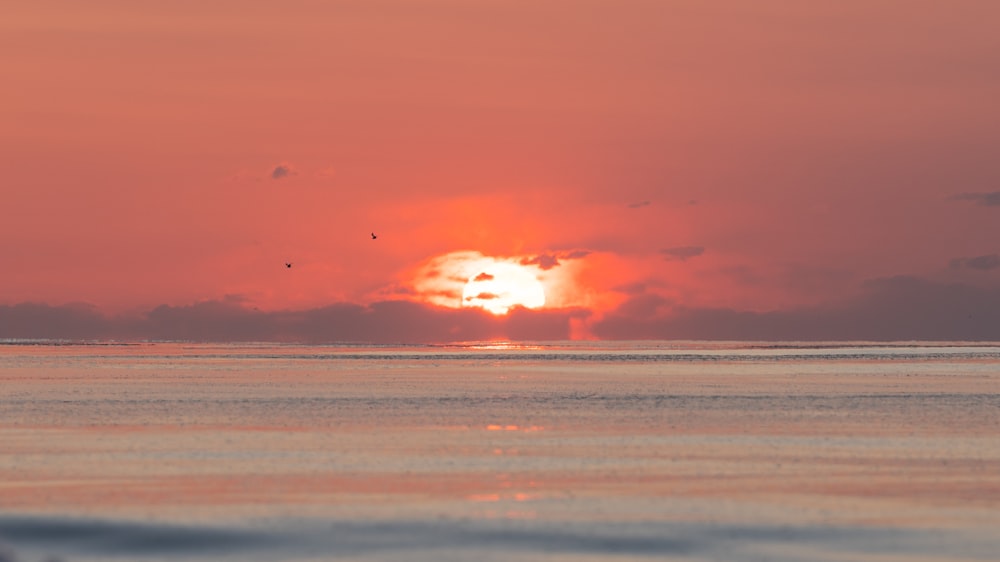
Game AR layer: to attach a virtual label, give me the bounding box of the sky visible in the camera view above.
[3,0,1000,342]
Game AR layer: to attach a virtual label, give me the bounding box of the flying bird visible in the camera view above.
[285,262,292,268]
[371,232,377,240]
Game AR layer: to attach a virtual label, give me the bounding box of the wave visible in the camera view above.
[2,514,998,562]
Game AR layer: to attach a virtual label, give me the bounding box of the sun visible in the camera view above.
[408,251,561,315]
[462,262,546,315]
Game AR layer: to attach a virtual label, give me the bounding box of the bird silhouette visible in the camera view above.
[371,232,377,240]
[285,262,292,268]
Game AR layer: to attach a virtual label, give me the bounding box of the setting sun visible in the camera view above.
[409,251,561,314]
[462,262,545,315]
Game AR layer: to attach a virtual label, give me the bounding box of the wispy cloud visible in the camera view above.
[949,191,1000,206]
[950,254,1000,271]
[659,246,705,261]
[627,200,650,208]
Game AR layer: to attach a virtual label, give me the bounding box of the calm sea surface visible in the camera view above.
[1,341,999,561]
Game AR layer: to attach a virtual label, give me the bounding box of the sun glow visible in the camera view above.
[462,262,545,315]
[409,251,575,314]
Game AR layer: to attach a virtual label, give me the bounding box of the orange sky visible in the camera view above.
[3,1,1000,341]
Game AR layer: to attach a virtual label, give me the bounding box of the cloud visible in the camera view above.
[659,246,705,261]
[7,277,1000,343]
[520,250,591,270]
[473,272,494,282]
[505,306,591,341]
[949,191,1000,206]
[0,302,118,340]
[520,254,560,270]
[591,276,1000,341]
[1,300,585,343]
[627,200,650,208]
[467,292,499,301]
[611,292,671,321]
[950,254,1000,271]
[271,164,295,180]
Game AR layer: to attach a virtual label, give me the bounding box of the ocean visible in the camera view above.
[1,341,998,561]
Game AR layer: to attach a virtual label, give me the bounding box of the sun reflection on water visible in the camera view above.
[485,424,544,432]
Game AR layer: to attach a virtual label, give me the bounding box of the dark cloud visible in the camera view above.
[1,300,584,343]
[520,254,560,270]
[271,164,294,180]
[627,200,650,208]
[612,293,671,321]
[145,301,276,341]
[139,300,502,343]
[472,272,494,282]
[592,276,1000,341]
[0,302,120,341]
[659,246,705,261]
[950,254,1000,271]
[505,306,590,340]
[520,251,591,270]
[949,191,1000,206]
[7,276,1000,342]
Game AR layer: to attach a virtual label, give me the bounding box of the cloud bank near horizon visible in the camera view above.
[4,276,999,343]
[0,300,588,344]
